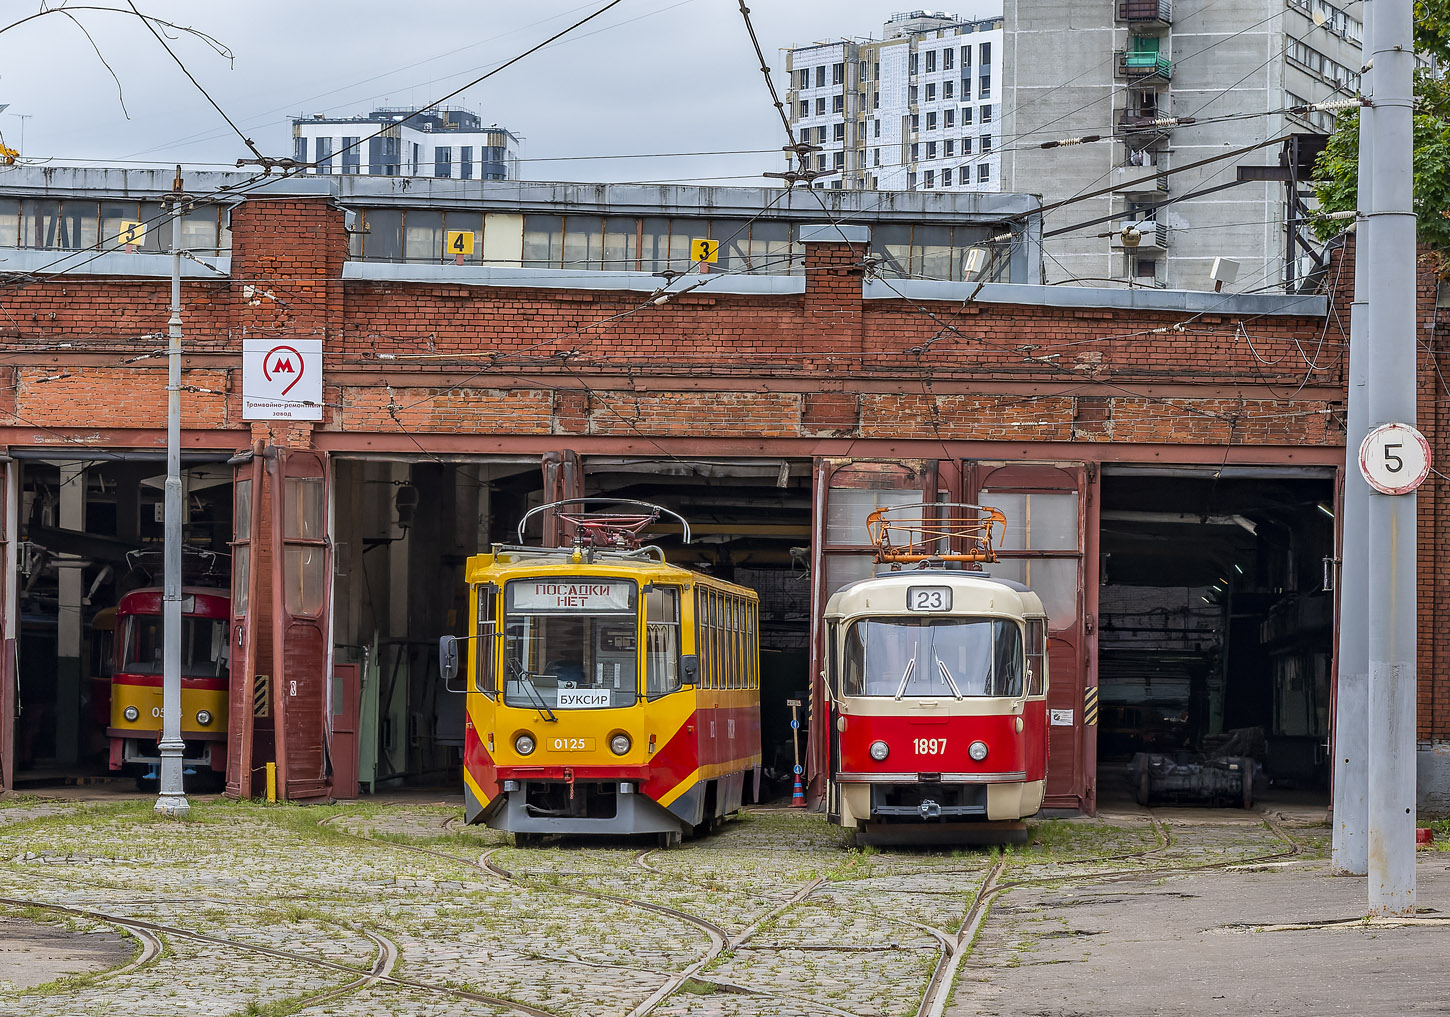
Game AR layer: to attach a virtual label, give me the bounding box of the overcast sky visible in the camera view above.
[0,1,1000,185]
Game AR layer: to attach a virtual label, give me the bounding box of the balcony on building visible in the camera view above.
[1115,0,1172,28]
[1111,153,1169,196]
[1115,100,1178,137]
[1117,47,1172,81]
[1111,220,1169,254]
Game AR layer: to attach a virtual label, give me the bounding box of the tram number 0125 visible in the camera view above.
[907,586,953,612]
[914,737,948,755]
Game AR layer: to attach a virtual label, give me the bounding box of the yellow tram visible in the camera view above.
[440,500,761,845]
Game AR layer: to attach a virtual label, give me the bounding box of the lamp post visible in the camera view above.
[155,168,189,819]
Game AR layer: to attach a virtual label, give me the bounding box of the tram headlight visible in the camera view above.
[196,710,213,726]
[968,740,989,762]
[515,733,536,756]
[869,740,890,761]
[609,733,632,756]
[123,706,140,722]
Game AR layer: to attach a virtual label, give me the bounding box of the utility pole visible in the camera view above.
[1365,0,1417,915]
[1331,0,1372,878]
[155,167,190,819]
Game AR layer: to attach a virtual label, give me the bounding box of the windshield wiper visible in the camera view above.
[508,659,557,723]
[936,660,964,700]
[893,657,917,700]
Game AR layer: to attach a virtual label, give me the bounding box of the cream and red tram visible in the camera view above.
[440,500,761,846]
[822,503,1049,840]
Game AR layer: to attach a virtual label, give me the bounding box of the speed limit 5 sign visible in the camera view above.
[1358,422,1431,495]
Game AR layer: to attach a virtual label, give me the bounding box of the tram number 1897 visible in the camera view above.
[914,738,948,755]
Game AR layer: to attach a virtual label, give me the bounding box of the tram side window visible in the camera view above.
[475,584,498,694]
[646,587,682,700]
[1025,617,1046,696]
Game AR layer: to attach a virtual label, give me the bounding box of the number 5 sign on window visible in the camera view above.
[1358,422,1431,495]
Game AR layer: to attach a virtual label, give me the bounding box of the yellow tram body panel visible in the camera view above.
[458,549,761,837]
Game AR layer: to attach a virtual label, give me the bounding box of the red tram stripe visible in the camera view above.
[110,674,228,691]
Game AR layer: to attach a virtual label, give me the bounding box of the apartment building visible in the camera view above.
[784,11,1005,193]
[1001,0,1363,290]
[291,106,520,180]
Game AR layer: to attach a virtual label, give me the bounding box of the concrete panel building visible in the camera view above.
[1001,0,1362,290]
[292,106,520,180]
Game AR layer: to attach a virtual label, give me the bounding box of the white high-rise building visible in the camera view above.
[784,11,1004,193]
[291,107,520,180]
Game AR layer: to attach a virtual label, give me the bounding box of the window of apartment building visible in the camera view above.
[925,82,935,102]
[459,146,473,179]
[816,65,826,87]
[799,100,809,118]
[927,111,937,130]
[962,106,973,125]
[874,119,881,138]
[834,151,845,169]
[943,167,952,186]
[961,45,971,69]
[908,171,917,189]
[314,137,333,173]
[925,169,935,187]
[926,50,937,73]
[945,138,955,157]
[944,80,954,100]
[909,52,918,74]
[874,62,880,80]
[831,180,843,189]
[341,137,360,173]
[295,136,308,164]
[911,113,920,131]
[980,41,991,66]
[834,123,846,141]
[963,137,972,154]
[981,104,992,123]
[821,126,833,144]
[817,153,827,170]
[926,141,937,159]
[874,148,881,166]
[909,84,918,103]
[833,94,844,113]
[911,143,919,161]
[979,72,991,99]
[978,164,990,183]
[833,62,845,85]
[944,47,954,70]
[945,109,955,129]
[411,143,421,173]
[816,97,827,115]
[796,68,809,89]
[980,133,992,151]
[434,147,452,178]
[873,90,880,109]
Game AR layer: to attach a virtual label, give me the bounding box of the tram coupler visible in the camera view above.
[918,799,942,820]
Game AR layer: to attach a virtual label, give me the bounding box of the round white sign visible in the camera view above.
[1358,423,1431,495]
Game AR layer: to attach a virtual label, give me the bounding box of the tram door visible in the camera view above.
[809,458,937,801]
[965,462,1097,813]
[227,451,270,798]
[0,462,11,792]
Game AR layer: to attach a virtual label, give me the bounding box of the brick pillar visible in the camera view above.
[800,223,869,354]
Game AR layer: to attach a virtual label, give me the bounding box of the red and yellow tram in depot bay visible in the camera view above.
[440,500,762,846]
[107,585,231,782]
[821,503,1049,842]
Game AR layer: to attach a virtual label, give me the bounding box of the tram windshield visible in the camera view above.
[502,578,639,710]
[119,614,230,677]
[842,617,1023,698]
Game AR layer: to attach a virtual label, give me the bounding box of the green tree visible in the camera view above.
[1312,5,1450,257]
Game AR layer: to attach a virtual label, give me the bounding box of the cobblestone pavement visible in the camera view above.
[0,791,1422,1017]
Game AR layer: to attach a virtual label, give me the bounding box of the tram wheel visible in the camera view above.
[1135,767,1151,807]
[514,832,542,848]
[657,830,683,849]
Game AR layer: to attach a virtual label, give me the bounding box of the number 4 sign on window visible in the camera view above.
[1358,422,1431,495]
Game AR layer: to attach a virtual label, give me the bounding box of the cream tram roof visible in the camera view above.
[823,569,1045,620]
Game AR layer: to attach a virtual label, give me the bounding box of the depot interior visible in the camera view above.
[12,457,1334,805]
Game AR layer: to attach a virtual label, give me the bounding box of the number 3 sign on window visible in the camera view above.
[1358,422,1431,495]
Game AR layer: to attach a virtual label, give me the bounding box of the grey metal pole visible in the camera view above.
[1365,0,1415,915]
[1331,0,1371,877]
[155,171,189,819]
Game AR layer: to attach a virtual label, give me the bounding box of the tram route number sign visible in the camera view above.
[907,586,953,612]
[690,238,719,263]
[1358,422,1431,495]
[116,220,145,248]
